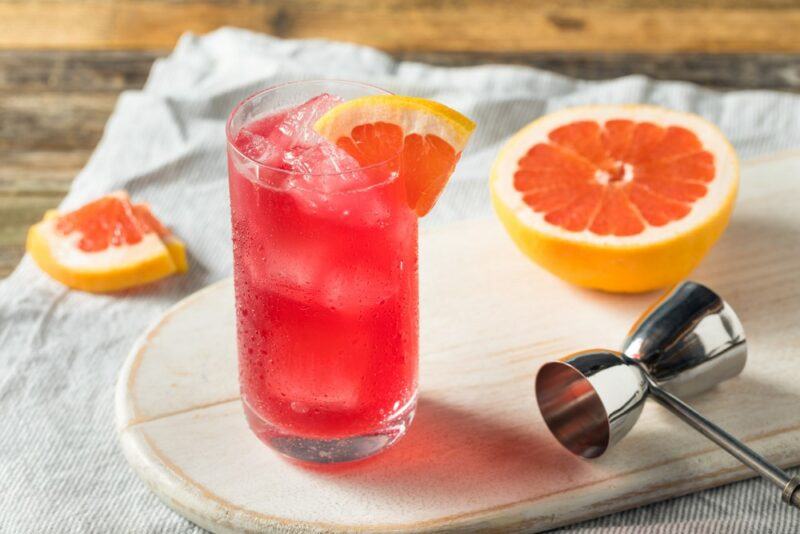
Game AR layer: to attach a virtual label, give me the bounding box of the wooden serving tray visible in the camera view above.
[116,152,800,533]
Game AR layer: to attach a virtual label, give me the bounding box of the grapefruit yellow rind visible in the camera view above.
[163,237,189,274]
[313,95,475,152]
[490,105,739,293]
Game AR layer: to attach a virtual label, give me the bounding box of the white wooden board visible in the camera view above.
[116,152,800,533]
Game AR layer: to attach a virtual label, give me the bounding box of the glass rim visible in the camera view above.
[225,79,402,182]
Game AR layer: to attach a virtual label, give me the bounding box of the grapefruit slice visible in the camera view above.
[27,192,187,292]
[313,95,475,216]
[490,105,738,293]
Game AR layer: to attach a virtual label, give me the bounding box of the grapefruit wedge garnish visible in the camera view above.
[27,191,187,292]
[491,105,738,293]
[313,95,475,216]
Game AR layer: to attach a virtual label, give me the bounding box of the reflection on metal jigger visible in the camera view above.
[535,281,800,509]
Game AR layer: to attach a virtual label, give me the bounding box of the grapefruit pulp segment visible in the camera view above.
[514,118,716,237]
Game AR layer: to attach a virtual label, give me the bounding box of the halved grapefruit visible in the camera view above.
[490,105,738,293]
[27,192,187,292]
[313,95,475,216]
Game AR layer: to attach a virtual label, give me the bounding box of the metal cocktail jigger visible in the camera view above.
[535,281,800,508]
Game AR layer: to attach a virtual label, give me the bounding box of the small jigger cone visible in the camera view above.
[536,281,800,509]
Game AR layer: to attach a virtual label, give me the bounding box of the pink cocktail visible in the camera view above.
[226,81,417,462]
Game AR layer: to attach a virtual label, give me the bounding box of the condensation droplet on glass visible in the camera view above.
[291,401,310,414]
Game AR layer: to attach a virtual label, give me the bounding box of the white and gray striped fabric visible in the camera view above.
[1,28,799,533]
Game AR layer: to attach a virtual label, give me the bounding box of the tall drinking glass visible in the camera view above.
[226,81,418,463]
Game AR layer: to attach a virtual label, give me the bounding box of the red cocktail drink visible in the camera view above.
[226,82,417,462]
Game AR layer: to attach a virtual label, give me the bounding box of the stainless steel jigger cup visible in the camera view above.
[536,281,800,508]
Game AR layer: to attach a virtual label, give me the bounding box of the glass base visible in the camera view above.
[242,397,416,464]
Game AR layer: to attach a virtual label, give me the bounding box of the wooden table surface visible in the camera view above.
[2,0,799,277]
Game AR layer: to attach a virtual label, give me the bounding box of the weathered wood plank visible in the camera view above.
[0,149,91,187]
[0,50,156,92]
[400,52,800,91]
[0,148,81,276]
[0,92,118,151]
[1,2,800,53]
[0,192,69,278]
[3,49,800,93]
